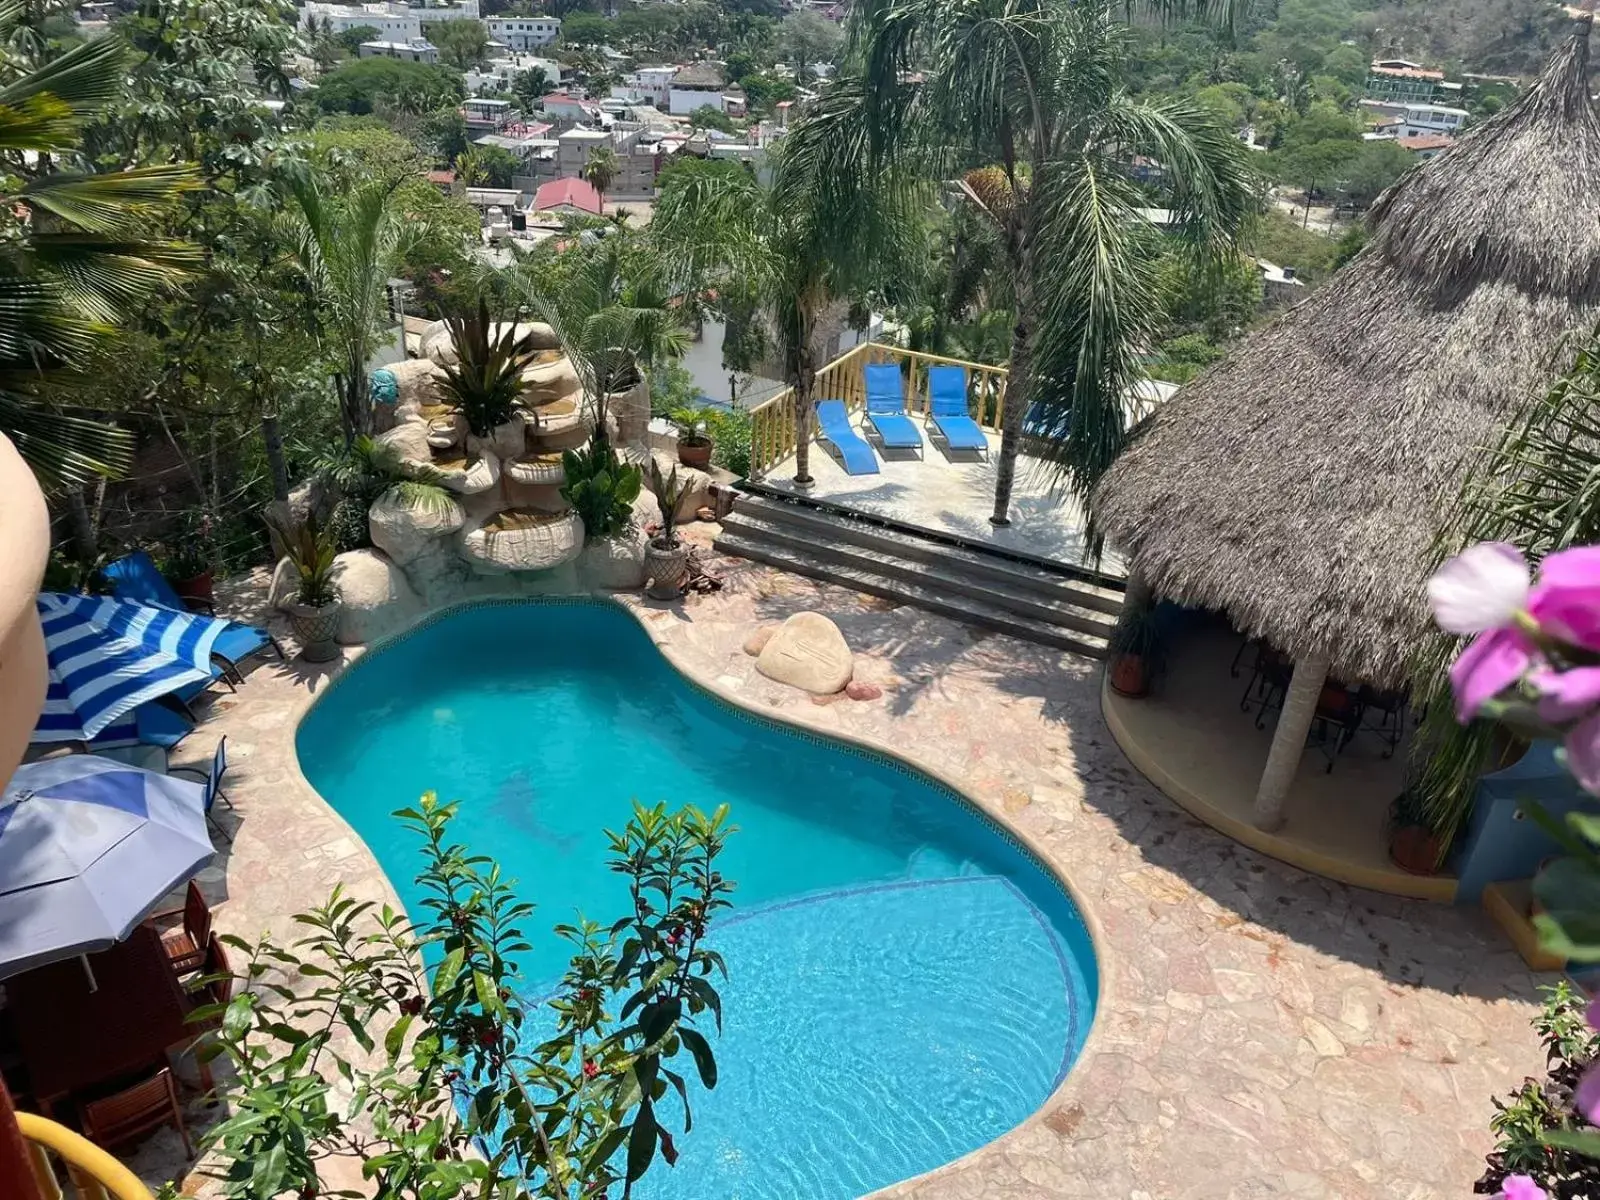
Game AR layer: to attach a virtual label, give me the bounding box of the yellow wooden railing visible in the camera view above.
[746,342,1010,478]
[16,1113,155,1200]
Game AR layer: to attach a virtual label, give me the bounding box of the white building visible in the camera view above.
[611,65,676,109]
[299,0,479,39]
[667,63,727,116]
[485,16,560,49]
[1395,102,1468,138]
[466,54,565,98]
[463,97,517,132]
[542,93,600,123]
[359,38,438,63]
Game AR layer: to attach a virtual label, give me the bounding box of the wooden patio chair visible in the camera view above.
[179,934,235,1097]
[148,881,212,977]
[79,1066,192,1159]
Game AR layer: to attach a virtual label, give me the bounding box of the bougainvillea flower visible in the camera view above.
[1501,1174,1548,1200]
[1428,543,1530,635]
[1529,546,1600,653]
[1449,627,1538,721]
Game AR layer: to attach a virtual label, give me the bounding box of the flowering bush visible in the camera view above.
[1430,542,1600,1198]
[199,793,735,1200]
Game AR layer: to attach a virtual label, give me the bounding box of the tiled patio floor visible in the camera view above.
[134,531,1543,1199]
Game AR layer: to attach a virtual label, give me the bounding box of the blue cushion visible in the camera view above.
[865,411,923,449]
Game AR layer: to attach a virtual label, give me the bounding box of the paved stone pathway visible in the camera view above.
[132,536,1545,1199]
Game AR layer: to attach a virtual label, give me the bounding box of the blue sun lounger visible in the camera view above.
[862,364,923,456]
[105,548,284,684]
[814,399,879,475]
[926,366,988,455]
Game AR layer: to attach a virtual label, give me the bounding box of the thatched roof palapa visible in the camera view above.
[1093,19,1600,689]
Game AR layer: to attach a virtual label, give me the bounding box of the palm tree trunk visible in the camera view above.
[333,371,354,446]
[261,411,289,502]
[64,486,97,561]
[989,257,1035,527]
[793,346,815,488]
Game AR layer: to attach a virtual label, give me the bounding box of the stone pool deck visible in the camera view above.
[137,531,1545,1199]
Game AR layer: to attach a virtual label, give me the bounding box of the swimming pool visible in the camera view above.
[296,600,1097,1199]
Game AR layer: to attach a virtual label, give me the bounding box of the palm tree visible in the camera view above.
[0,18,199,486]
[282,175,417,444]
[516,230,690,441]
[581,145,620,211]
[653,87,924,488]
[852,0,1258,526]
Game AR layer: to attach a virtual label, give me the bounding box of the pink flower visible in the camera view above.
[1501,1175,1549,1200]
[1531,666,1600,723]
[1566,710,1600,796]
[1529,546,1600,653]
[1577,1063,1600,1125]
[1428,543,1530,635]
[1450,627,1537,721]
[1586,994,1600,1032]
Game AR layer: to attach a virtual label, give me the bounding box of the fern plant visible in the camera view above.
[438,297,538,439]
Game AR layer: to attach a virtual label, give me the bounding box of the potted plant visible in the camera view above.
[645,458,690,600]
[1388,789,1446,876]
[163,513,218,604]
[1107,603,1163,698]
[668,405,718,471]
[561,441,642,539]
[267,514,342,662]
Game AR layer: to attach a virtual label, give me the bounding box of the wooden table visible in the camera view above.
[7,924,196,1111]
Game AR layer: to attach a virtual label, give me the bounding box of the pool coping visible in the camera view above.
[282,592,1113,1199]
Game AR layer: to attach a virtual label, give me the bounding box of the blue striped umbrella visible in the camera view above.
[32,593,226,743]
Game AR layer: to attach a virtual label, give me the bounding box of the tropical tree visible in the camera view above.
[581,144,620,210]
[283,175,417,444]
[0,11,199,486]
[653,90,923,488]
[851,0,1259,525]
[517,230,691,438]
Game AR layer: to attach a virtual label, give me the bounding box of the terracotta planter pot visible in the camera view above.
[172,569,215,604]
[288,600,343,662]
[645,541,690,600]
[677,438,713,471]
[1389,825,1445,876]
[1108,653,1149,698]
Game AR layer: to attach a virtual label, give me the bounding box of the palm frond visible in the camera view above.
[0,30,126,122]
[20,165,202,234]
[0,390,132,486]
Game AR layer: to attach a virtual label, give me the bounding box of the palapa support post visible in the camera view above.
[1252,653,1330,831]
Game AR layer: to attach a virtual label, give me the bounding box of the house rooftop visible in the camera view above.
[1397,133,1456,151]
[1369,60,1445,81]
[672,63,725,88]
[534,176,602,214]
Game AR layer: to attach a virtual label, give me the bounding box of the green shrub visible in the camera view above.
[561,441,643,538]
[705,408,752,477]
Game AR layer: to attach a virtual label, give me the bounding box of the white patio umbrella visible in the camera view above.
[0,755,214,981]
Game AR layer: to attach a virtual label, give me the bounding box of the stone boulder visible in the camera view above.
[368,489,466,566]
[435,451,500,496]
[610,377,651,447]
[262,475,328,535]
[267,555,298,611]
[419,321,457,367]
[634,449,713,525]
[331,548,422,645]
[376,419,433,468]
[577,524,649,590]
[467,417,526,462]
[631,487,663,534]
[393,355,451,416]
[756,612,854,695]
[458,509,584,574]
[426,411,467,450]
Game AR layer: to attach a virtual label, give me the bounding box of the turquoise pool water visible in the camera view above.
[296,601,1097,1199]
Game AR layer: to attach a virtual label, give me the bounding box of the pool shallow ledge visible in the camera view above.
[286,594,1111,1198]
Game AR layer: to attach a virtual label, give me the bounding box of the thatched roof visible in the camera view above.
[1092,19,1600,689]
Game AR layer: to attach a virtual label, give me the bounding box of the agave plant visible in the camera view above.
[438,297,538,439]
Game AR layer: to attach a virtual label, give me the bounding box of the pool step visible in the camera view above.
[715,494,1122,659]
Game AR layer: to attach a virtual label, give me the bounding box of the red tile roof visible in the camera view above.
[1397,133,1455,151]
[534,176,603,214]
[427,169,456,184]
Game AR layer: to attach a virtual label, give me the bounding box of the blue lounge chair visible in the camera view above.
[105,549,283,682]
[1024,399,1071,443]
[862,364,923,456]
[171,735,234,842]
[814,399,879,475]
[925,366,988,455]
